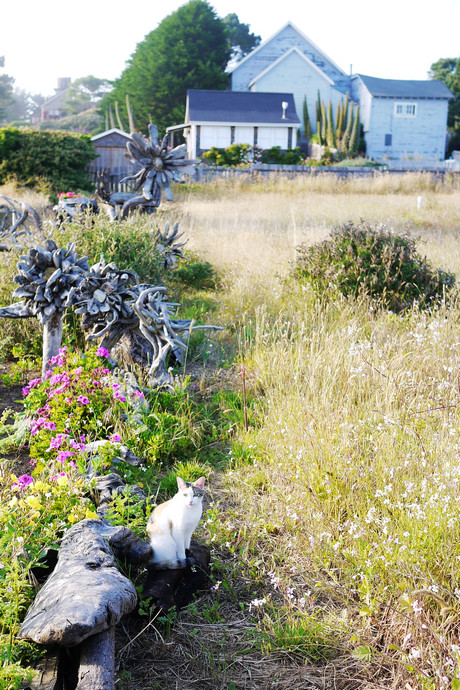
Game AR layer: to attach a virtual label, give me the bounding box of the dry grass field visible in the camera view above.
[2,172,460,689]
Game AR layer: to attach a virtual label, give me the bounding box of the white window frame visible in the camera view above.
[394,102,417,118]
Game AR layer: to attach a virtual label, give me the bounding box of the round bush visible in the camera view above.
[295,220,455,312]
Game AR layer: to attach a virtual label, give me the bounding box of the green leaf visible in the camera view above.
[352,645,372,662]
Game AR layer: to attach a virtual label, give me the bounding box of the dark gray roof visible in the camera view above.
[357,74,453,99]
[187,90,300,124]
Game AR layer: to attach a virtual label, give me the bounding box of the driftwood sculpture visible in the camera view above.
[119,124,198,217]
[0,239,89,376]
[0,195,44,250]
[19,519,151,690]
[73,255,220,386]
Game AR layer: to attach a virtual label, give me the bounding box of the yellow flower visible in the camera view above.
[25,495,42,511]
[67,513,79,524]
[85,509,99,520]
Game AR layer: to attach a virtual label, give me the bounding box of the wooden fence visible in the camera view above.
[88,163,460,193]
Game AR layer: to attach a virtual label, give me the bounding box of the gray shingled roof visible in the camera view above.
[187,90,300,124]
[357,74,453,99]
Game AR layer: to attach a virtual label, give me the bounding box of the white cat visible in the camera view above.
[147,476,205,569]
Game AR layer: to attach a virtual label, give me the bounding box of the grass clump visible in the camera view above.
[295,220,455,311]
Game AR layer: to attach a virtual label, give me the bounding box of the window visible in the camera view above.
[394,102,417,117]
[384,134,392,146]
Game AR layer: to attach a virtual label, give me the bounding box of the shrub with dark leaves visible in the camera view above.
[295,220,455,312]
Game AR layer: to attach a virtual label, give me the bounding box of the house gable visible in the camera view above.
[231,21,347,92]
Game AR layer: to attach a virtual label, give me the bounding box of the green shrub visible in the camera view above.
[295,220,456,312]
[202,144,251,167]
[261,146,304,165]
[0,128,96,193]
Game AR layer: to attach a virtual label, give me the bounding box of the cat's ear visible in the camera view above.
[193,476,205,490]
[176,477,187,491]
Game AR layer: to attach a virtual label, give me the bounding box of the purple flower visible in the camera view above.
[43,421,56,430]
[30,416,49,435]
[22,386,30,397]
[28,378,42,389]
[113,391,126,402]
[69,439,86,452]
[47,433,69,451]
[109,433,121,443]
[12,474,34,491]
[57,450,75,464]
[133,390,145,399]
[77,395,90,405]
[50,472,66,481]
[96,346,110,358]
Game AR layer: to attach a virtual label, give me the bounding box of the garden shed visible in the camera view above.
[88,128,136,189]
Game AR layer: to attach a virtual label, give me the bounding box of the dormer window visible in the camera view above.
[394,102,417,117]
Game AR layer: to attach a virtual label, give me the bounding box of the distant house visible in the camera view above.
[350,75,453,161]
[41,78,71,121]
[168,89,301,159]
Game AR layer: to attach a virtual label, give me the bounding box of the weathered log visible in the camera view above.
[18,519,141,647]
[76,627,115,690]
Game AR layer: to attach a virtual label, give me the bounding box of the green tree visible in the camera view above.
[429,57,460,130]
[348,105,360,153]
[223,13,261,61]
[0,57,14,123]
[64,76,112,115]
[101,0,231,134]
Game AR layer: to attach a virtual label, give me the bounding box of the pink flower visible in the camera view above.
[77,395,90,405]
[50,472,66,481]
[43,421,56,430]
[12,474,34,491]
[109,434,121,443]
[47,433,69,451]
[132,390,145,399]
[57,450,75,464]
[96,346,110,358]
[113,391,126,402]
[30,416,49,435]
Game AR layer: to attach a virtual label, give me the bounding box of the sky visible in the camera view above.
[2,0,460,98]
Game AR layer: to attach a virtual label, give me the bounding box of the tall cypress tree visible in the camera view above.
[342,102,354,153]
[100,1,231,134]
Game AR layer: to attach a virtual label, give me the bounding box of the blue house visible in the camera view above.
[350,75,452,161]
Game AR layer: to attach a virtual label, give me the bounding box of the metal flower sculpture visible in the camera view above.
[0,239,89,376]
[0,196,44,250]
[120,125,198,218]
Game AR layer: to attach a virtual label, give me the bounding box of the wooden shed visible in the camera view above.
[87,128,137,191]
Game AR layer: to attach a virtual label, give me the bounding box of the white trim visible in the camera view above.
[91,128,132,141]
[394,102,417,117]
[229,20,346,77]
[248,47,335,88]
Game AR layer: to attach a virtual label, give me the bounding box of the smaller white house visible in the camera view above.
[168,89,301,159]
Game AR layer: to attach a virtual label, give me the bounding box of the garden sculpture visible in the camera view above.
[119,124,198,217]
[0,239,89,377]
[0,195,44,250]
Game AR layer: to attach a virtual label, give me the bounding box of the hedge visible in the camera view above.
[0,128,96,192]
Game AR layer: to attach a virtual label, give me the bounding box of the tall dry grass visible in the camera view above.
[166,175,460,688]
